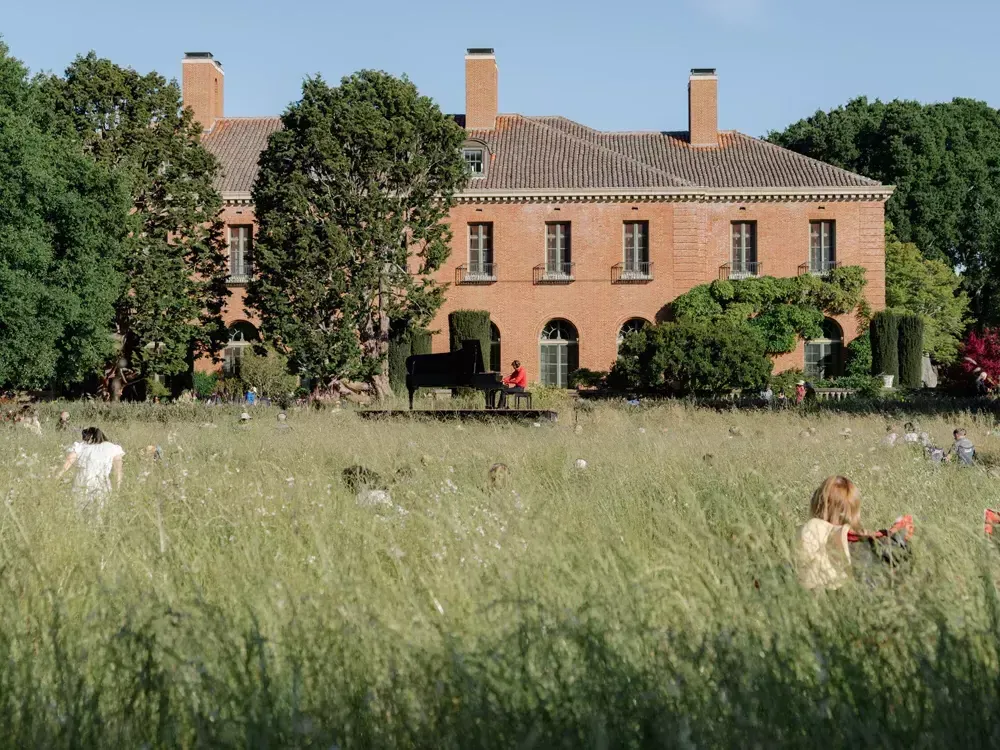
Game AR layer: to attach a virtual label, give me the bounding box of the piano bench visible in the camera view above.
[511,391,532,409]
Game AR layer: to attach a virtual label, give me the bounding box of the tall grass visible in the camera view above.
[2,401,1000,747]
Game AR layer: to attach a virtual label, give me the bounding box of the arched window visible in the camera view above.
[223,322,259,377]
[617,318,650,351]
[539,319,579,388]
[489,323,501,372]
[805,318,843,380]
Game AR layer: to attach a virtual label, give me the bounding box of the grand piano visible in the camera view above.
[404,339,503,410]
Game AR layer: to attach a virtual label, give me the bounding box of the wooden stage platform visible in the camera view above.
[358,409,558,423]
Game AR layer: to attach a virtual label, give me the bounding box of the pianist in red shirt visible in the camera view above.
[499,360,527,407]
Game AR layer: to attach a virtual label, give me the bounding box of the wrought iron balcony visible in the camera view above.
[533,262,575,284]
[799,260,840,276]
[227,265,252,285]
[719,260,762,280]
[612,261,653,284]
[456,263,497,285]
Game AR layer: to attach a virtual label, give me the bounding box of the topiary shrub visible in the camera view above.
[411,329,432,356]
[388,329,412,397]
[609,321,771,395]
[845,330,872,376]
[870,311,900,380]
[898,314,925,388]
[448,311,491,366]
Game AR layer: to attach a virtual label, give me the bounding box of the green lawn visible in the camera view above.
[2,401,1000,748]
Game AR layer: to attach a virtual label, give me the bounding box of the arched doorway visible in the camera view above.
[223,321,259,377]
[617,318,650,352]
[805,318,843,379]
[539,319,579,388]
[489,323,501,372]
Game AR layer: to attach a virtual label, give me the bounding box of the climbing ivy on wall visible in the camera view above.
[670,266,869,354]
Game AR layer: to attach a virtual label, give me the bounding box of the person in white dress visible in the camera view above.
[57,427,125,514]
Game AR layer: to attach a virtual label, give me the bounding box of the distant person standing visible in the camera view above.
[795,381,806,405]
[246,387,258,406]
[56,427,125,515]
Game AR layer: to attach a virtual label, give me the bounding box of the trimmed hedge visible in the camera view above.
[389,327,434,396]
[411,329,432,356]
[898,314,925,388]
[448,310,491,368]
[870,311,900,380]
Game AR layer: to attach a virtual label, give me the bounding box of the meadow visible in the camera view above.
[3,398,1000,748]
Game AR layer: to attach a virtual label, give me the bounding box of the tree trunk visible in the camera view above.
[371,274,393,401]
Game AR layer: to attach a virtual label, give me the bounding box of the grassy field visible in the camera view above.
[3,399,1000,748]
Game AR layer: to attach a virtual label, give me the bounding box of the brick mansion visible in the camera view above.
[183,49,892,386]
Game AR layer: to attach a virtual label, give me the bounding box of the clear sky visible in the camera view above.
[3,0,998,137]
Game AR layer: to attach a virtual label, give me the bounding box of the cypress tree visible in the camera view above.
[448,311,491,368]
[898,314,925,388]
[870,311,900,381]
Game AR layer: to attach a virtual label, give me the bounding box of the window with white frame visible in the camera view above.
[468,223,494,276]
[623,221,650,275]
[539,319,579,388]
[463,147,485,176]
[228,225,252,280]
[805,318,843,379]
[223,321,259,377]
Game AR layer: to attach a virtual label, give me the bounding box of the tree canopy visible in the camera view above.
[670,266,868,354]
[884,224,969,363]
[0,42,128,389]
[40,53,229,399]
[768,97,1000,323]
[249,71,468,397]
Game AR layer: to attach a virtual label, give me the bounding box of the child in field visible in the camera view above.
[797,476,861,590]
[946,428,976,466]
[798,476,915,590]
[56,427,125,514]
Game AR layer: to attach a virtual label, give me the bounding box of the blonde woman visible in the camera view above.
[797,476,864,591]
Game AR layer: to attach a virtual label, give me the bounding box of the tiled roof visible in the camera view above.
[201,117,282,194]
[201,113,883,196]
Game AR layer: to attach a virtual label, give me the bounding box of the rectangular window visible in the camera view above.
[228,225,252,279]
[731,221,757,276]
[545,223,571,275]
[623,221,649,274]
[463,148,484,175]
[805,341,841,379]
[468,223,493,276]
[809,221,836,273]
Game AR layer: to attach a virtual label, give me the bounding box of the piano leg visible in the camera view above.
[408,388,415,410]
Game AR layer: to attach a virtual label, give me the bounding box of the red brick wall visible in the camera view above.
[465,54,498,130]
[688,75,718,147]
[208,197,886,380]
[182,59,224,131]
[430,199,885,383]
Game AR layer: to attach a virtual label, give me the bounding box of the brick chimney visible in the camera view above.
[688,68,718,148]
[465,48,498,130]
[182,52,224,131]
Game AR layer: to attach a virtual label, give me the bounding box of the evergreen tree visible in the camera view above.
[0,42,128,389]
[249,72,467,399]
[40,53,229,399]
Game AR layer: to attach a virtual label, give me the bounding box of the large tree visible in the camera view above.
[885,224,969,363]
[0,42,128,390]
[249,71,468,398]
[768,97,1000,323]
[39,53,229,400]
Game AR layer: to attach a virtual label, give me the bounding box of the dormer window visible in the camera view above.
[463,147,485,176]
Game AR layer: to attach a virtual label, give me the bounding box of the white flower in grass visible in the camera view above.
[638,427,646,434]
[433,597,445,615]
[574,458,588,470]
[286,476,295,487]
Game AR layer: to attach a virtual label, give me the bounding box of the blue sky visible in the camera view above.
[3,0,998,137]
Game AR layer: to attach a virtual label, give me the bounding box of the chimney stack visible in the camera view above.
[465,48,498,130]
[688,68,718,148]
[182,52,224,131]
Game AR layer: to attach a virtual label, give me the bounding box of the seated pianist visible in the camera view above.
[499,360,527,408]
